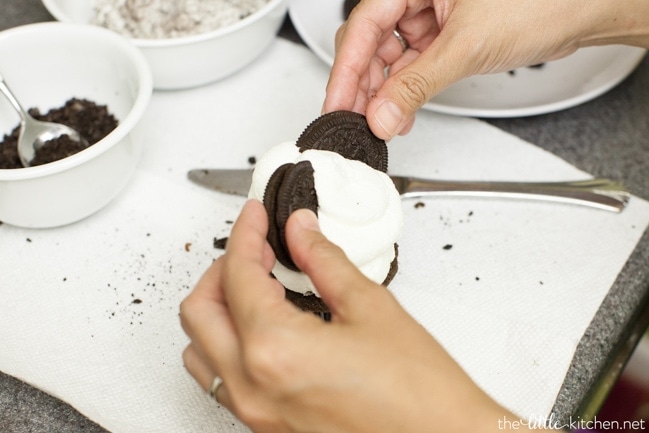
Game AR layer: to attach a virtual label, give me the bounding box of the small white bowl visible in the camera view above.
[42,0,289,89]
[0,22,152,228]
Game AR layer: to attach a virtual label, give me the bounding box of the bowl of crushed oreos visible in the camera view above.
[42,0,289,89]
[0,22,152,228]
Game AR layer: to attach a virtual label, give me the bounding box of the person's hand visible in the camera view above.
[323,0,649,140]
[180,199,516,433]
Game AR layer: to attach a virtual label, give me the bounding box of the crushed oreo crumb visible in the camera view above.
[0,98,118,168]
[507,63,546,77]
[213,237,228,249]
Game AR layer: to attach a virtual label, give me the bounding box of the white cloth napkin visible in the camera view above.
[1,38,649,432]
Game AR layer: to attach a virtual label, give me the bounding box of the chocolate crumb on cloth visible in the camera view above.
[213,236,228,250]
[261,111,400,316]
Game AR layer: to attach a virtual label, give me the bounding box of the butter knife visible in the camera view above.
[187,168,630,212]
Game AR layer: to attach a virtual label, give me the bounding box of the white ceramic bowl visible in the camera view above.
[0,22,152,228]
[42,0,289,89]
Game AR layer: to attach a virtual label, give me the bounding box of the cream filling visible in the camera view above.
[248,141,403,297]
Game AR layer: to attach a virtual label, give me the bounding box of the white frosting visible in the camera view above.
[248,141,403,297]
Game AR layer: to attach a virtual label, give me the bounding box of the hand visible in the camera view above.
[323,0,649,140]
[180,199,515,433]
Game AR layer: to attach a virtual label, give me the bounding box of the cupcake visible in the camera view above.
[248,111,403,317]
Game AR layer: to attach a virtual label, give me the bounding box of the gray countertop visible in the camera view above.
[2,1,649,432]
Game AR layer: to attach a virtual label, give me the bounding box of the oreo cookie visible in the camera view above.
[296,111,388,173]
[383,244,399,286]
[285,289,329,314]
[284,246,399,316]
[263,160,318,271]
[343,0,360,19]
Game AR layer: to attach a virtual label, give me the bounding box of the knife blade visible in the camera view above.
[187,168,630,212]
[188,168,254,196]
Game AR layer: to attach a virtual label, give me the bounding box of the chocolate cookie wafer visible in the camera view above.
[263,160,318,271]
[343,0,360,19]
[296,111,389,173]
[284,244,399,316]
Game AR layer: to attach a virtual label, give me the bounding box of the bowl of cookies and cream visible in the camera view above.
[42,0,289,90]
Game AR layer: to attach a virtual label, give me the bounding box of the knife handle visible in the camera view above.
[395,177,631,212]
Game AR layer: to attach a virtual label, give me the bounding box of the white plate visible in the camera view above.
[289,0,647,117]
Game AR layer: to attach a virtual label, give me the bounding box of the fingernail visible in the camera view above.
[374,99,403,139]
[292,209,320,233]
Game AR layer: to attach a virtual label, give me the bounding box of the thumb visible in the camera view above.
[284,209,378,319]
[367,36,470,140]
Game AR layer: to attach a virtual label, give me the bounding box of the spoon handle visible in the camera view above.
[0,72,28,122]
[393,176,631,212]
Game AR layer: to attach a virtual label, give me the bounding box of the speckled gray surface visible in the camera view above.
[2,1,649,432]
[487,50,649,423]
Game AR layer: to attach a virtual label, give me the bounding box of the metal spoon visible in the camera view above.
[0,72,88,167]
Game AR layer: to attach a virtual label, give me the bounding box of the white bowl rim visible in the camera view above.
[42,0,288,47]
[0,22,153,181]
